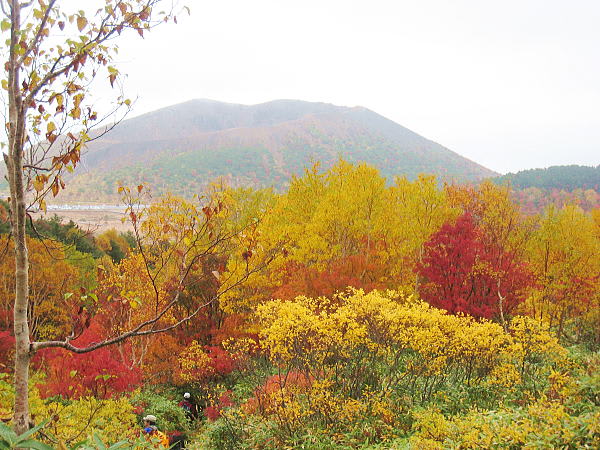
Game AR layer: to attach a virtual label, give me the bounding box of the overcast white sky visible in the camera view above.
[110,0,599,174]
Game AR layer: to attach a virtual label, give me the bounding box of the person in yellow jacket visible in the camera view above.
[142,415,170,448]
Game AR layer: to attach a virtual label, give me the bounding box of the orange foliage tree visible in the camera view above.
[0,237,81,341]
[84,190,273,384]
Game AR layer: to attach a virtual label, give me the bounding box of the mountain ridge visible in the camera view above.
[3,99,499,201]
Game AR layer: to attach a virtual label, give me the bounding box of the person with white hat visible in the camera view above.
[142,414,170,447]
[178,392,198,420]
[142,415,158,433]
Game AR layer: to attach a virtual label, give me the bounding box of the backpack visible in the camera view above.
[149,429,170,448]
[156,431,170,447]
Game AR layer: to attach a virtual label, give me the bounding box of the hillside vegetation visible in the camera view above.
[55,99,496,201]
[494,165,600,190]
[1,161,599,448]
[492,165,600,214]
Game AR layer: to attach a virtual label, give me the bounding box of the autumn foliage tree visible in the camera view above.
[35,322,143,399]
[418,213,533,320]
[384,174,459,286]
[174,341,235,386]
[526,204,600,341]
[221,161,395,315]
[0,236,80,340]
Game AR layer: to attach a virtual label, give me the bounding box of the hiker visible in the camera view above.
[142,415,170,448]
[178,392,198,420]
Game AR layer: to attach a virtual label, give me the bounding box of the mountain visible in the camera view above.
[6,99,498,201]
[492,165,600,191]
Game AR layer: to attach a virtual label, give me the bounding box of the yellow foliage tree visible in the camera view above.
[220,162,456,316]
[526,204,600,340]
[0,373,136,445]
[382,174,458,285]
[0,237,80,340]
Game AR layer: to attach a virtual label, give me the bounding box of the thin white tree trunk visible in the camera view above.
[7,0,31,434]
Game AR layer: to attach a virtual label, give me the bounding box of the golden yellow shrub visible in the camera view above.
[1,373,137,445]
[251,289,574,442]
[411,399,600,449]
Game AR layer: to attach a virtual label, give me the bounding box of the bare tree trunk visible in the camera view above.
[497,279,507,332]
[11,186,30,435]
[557,306,566,340]
[6,0,31,434]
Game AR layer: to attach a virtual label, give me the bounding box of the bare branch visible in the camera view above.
[0,0,9,18]
[31,248,274,355]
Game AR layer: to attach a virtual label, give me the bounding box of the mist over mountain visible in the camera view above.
[12,99,499,201]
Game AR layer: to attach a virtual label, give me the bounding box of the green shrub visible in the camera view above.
[131,391,190,435]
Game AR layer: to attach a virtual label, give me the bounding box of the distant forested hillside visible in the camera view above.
[493,165,600,190]
[510,186,599,214]
[491,165,600,214]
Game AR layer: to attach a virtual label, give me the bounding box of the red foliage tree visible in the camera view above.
[35,321,142,399]
[205,345,236,377]
[417,213,532,319]
[0,330,15,373]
